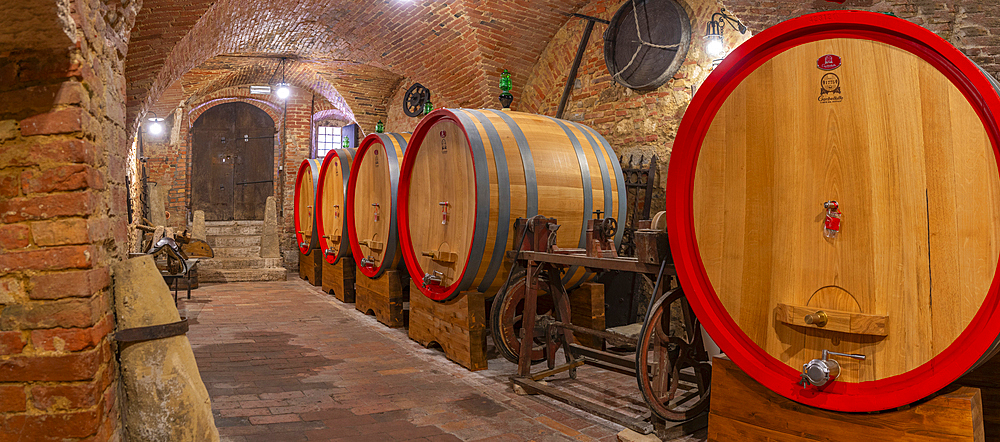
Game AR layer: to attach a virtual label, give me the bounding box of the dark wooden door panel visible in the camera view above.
[191,102,275,221]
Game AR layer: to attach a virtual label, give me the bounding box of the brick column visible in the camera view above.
[0,0,138,440]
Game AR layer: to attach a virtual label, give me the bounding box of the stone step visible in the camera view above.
[204,220,264,226]
[199,267,287,283]
[204,225,263,236]
[208,235,261,248]
[212,246,262,258]
[198,257,285,270]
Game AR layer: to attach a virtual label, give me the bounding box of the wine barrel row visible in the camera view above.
[294,112,625,304]
[666,10,1000,412]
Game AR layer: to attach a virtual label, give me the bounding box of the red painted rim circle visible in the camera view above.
[398,109,477,301]
[292,159,312,255]
[666,10,1000,411]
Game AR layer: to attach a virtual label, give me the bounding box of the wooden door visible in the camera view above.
[191,102,275,221]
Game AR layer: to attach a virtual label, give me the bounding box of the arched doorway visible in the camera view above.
[191,102,275,220]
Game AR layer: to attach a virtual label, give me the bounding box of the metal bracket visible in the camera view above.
[114,319,189,343]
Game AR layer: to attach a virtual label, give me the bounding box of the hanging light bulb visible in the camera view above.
[274,58,290,99]
[147,112,164,136]
[704,35,726,58]
[704,9,747,65]
[275,83,291,99]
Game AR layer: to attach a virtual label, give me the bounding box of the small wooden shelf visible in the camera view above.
[775,303,888,336]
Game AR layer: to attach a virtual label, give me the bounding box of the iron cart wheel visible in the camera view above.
[635,286,712,421]
[490,270,572,364]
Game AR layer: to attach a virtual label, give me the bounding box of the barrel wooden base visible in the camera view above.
[408,282,487,371]
[709,356,985,441]
[568,282,604,350]
[322,257,356,303]
[355,270,407,327]
[298,249,323,286]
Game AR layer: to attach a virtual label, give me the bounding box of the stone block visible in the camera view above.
[111,256,219,442]
[261,196,280,258]
[191,210,206,241]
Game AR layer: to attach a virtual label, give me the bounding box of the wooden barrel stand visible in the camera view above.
[408,281,487,371]
[710,356,989,441]
[355,269,407,327]
[298,249,322,286]
[322,256,356,303]
[568,282,604,350]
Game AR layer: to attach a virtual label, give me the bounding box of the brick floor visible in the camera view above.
[179,275,706,442]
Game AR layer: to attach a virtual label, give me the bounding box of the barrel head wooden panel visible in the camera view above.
[297,162,317,249]
[321,152,349,254]
[692,38,1000,383]
[407,120,477,289]
[353,138,406,272]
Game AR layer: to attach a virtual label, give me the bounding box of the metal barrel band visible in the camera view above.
[114,319,189,343]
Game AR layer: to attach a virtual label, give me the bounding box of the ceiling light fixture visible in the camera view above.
[147,111,164,135]
[275,58,290,100]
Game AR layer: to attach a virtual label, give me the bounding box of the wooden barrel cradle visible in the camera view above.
[345,133,411,278]
[666,10,1000,412]
[316,148,357,265]
[293,158,322,255]
[398,109,626,302]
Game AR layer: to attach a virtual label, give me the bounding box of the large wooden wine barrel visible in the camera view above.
[398,109,626,301]
[346,133,411,278]
[666,10,1000,412]
[316,148,357,265]
[293,159,322,255]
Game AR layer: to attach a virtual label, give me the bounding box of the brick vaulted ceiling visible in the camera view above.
[125,0,594,133]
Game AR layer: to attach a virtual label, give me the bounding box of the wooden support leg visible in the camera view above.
[322,257,356,303]
[408,283,487,371]
[709,356,984,441]
[298,249,323,286]
[518,260,539,377]
[568,282,604,350]
[355,270,407,327]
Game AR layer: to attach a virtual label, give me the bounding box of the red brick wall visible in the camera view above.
[0,0,139,439]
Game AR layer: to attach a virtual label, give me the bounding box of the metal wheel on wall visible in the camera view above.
[604,0,692,91]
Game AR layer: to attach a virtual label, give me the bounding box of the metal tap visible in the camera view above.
[423,271,444,287]
[800,349,865,387]
[359,256,376,268]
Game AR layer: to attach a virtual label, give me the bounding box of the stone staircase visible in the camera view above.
[198,221,287,282]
